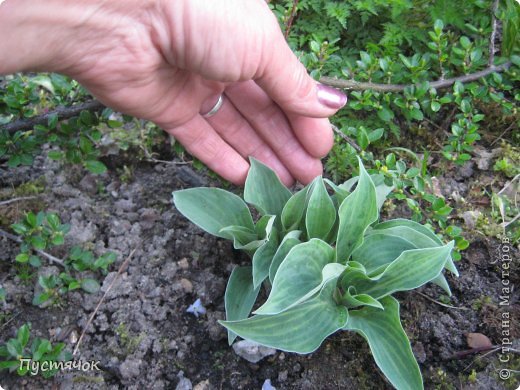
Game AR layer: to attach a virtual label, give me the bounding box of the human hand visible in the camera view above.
[0,0,347,185]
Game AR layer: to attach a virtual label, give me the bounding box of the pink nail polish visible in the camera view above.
[317,84,347,109]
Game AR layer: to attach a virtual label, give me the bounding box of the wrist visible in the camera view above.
[0,0,161,76]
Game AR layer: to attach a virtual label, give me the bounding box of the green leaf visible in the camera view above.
[30,235,46,250]
[33,339,52,361]
[406,168,420,178]
[371,219,458,277]
[32,292,51,306]
[373,218,441,244]
[51,235,64,246]
[29,255,41,268]
[306,177,336,240]
[11,223,28,235]
[460,36,471,49]
[344,296,423,390]
[219,225,258,249]
[255,239,337,315]
[252,227,279,288]
[371,224,438,249]
[220,281,348,354]
[107,120,123,128]
[84,160,107,174]
[17,324,30,347]
[336,159,378,262]
[269,230,301,283]
[431,274,452,296]
[377,107,394,122]
[352,233,416,273]
[48,114,58,129]
[47,150,64,160]
[225,266,261,345]
[409,108,424,121]
[26,212,37,227]
[341,242,454,299]
[79,110,93,126]
[434,19,444,34]
[371,174,394,211]
[45,214,60,230]
[81,278,100,294]
[244,158,291,217]
[324,178,350,205]
[173,188,254,239]
[357,127,369,150]
[6,339,22,358]
[341,287,384,310]
[68,280,81,290]
[368,128,385,142]
[399,54,412,68]
[0,360,19,370]
[281,185,311,230]
[501,0,519,56]
[15,253,29,263]
[255,214,275,239]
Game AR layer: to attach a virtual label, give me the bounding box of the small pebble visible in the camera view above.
[178,258,190,270]
[180,278,193,294]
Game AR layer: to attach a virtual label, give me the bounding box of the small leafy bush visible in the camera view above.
[10,211,115,305]
[173,158,458,390]
[0,323,71,378]
[12,211,71,268]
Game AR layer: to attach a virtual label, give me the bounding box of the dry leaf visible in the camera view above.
[467,333,492,349]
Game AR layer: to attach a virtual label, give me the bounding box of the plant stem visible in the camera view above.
[320,62,511,92]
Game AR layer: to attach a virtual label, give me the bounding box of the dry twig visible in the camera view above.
[0,196,40,206]
[331,124,361,152]
[415,291,470,311]
[73,248,136,355]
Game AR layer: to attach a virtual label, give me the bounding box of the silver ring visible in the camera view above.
[201,95,224,118]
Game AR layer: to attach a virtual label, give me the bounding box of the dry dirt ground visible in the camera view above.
[0,149,518,389]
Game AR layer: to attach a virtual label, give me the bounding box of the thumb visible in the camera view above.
[255,32,347,118]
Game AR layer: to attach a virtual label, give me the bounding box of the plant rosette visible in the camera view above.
[173,157,458,390]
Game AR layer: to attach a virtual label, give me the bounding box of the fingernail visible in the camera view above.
[317,84,347,109]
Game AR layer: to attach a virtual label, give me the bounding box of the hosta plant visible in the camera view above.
[172,158,458,390]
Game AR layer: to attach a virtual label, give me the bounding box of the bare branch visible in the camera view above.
[320,62,511,92]
[489,0,500,66]
[0,61,512,138]
[0,196,40,206]
[1,100,105,134]
[284,0,300,39]
[415,291,470,311]
[331,124,361,152]
[73,248,136,355]
[450,346,500,360]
